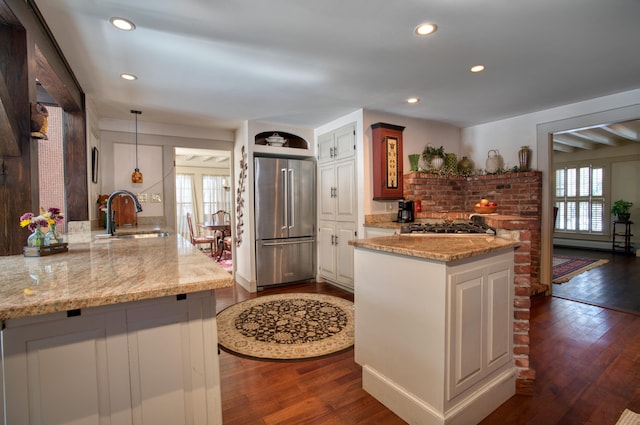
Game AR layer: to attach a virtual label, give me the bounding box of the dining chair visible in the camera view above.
[213,210,232,261]
[186,212,216,255]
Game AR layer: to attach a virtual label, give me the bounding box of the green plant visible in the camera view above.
[422,145,445,162]
[611,199,633,215]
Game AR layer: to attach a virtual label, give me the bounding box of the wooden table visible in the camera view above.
[202,221,231,260]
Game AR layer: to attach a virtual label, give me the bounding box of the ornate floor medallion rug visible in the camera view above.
[553,255,609,284]
[216,293,354,361]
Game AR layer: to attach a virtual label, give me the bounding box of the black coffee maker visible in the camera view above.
[397,200,414,223]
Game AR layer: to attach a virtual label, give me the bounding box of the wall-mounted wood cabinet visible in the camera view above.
[371,122,405,200]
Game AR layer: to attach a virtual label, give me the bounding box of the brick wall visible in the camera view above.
[403,171,543,395]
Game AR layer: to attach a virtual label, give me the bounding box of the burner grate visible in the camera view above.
[401,222,496,235]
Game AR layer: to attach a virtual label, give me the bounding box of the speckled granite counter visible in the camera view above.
[0,232,234,321]
[349,233,520,262]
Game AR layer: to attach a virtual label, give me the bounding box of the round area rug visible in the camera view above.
[216,293,354,361]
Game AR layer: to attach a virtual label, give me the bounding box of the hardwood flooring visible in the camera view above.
[551,247,640,315]
[216,279,640,425]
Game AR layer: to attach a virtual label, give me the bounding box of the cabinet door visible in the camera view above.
[335,159,356,222]
[319,163,337,221]
[448,266,485,400]
[333,124,355,161]
[2,310,131,425]
[317,132,334,164]
[335,222,356,289]
[318,220,337,280]
[125,294,221,425]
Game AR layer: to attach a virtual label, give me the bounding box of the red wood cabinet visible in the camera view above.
[371,122,405,200]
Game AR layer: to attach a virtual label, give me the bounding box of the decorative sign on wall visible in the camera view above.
[371,122,405,200]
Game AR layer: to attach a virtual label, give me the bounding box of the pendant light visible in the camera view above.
[131,110,143,184]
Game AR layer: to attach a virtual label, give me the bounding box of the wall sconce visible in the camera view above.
[223,178,230,191]
[131,110,143,184]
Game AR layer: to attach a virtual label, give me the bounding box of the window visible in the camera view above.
[554,165,605,234]
[202,175,230,222]
[176,173,195,238]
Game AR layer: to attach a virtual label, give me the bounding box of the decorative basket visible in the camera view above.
[473,206,497,214]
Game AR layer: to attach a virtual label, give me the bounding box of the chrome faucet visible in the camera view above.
[106,190,143,235]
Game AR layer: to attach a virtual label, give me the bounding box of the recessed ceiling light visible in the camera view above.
[110,17,136,31]
[120,73,138,81]
[414,23,437,36]
[470,65,485,73]
[407,97,421,104]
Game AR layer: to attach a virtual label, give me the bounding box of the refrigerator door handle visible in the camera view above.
[288,168,295,230]
[281,167,288,230]
[261,239,314,247]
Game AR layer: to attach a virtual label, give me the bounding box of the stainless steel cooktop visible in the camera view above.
[400,222,496,235]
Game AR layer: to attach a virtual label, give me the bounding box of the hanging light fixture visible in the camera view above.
[131,110,143,184]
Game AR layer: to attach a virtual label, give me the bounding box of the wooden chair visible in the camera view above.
[213,210,232,261]
[186,212,216,255]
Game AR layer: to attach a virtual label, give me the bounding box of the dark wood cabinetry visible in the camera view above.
[371,122,405,200]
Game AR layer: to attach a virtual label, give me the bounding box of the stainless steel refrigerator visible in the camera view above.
[254,156,316,287]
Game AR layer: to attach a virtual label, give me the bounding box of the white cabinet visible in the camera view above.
[2,291,222,425]
[319,159,356,222]
[354,248,515,425]
[317,124,355,164]
[318,220,356,290]
[447,259,514,400]
[317,123,357,291]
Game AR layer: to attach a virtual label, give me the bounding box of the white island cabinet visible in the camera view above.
[3,291,220,425]
[0,232,233,425]
[351,235,518,425]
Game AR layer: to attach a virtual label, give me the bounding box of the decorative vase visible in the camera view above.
[408,154,421,172]
[444,153,457,174]
[430,156,444,171]
[457,156,474,175]
[27,227,45,247]
[45,224,63,245]
[518,146,532,171]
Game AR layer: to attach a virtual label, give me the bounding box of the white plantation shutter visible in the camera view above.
[554,165,605,234]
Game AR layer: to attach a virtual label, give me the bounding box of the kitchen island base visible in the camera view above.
[1,290,223,425]
[354,245,516,425]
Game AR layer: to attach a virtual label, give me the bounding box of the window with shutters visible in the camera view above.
[554,165,605,234]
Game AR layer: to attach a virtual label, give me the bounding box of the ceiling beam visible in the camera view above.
[600,121,640,142]
[553,134,598,150]
[567,129,623,147]
[552,143,575,153]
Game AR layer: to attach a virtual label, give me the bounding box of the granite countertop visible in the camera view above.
[349,234,520,262]
[0,232,234,321]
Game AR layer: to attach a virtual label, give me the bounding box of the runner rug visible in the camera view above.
[553,255,609,284]
[216,293,354,361]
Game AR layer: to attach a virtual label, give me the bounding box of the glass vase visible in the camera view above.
[45,224,63,245]
[27,227,45,247]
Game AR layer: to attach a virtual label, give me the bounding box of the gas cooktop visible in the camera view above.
[400,222,496,235]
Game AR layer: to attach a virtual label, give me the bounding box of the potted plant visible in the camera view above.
[611,199,633,222]
[422,145,445,170]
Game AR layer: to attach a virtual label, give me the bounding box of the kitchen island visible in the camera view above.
[350,234,520,425]
[0,231,234,425]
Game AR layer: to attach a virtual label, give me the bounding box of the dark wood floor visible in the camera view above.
[552,246,640,315]
[217,276,640,425]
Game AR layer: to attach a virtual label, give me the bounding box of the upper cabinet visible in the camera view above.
[317,124,355,164]
[371,122,405,200]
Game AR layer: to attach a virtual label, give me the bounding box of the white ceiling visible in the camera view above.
[33,0,640,132]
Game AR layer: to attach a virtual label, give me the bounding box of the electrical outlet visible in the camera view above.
[386,202,395,211]
[137,193,148,203]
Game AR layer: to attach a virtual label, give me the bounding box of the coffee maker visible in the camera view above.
[397,200,414,223]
